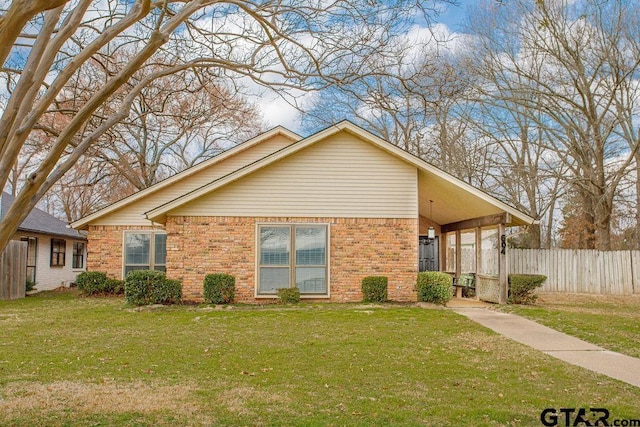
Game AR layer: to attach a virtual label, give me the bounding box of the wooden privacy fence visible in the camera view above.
[0,240,27,300]
[509,248,640,295]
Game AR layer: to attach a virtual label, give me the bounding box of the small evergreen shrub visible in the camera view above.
[105,278,125,295]
[76,271,109,295]
[361,276,388,303]
[125,270,182,306]
[277,287,301,304]
[508,274,547,304]
[417,272,453,305]
[25,279,35,293]
[150,278,182,305]
[203,273,235,304]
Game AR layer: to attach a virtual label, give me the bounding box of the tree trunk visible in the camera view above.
[636,156,640,250]
[529,223,541,249]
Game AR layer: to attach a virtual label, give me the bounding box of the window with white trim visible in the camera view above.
[123,231,166,276]
[50,238,66,267]
[20,237,37,282]
[72,242,85,269]
[257,224,328,296]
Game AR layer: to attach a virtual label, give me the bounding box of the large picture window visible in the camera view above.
[257,224,328,296]
[123,232,167,276]
[50,238,66,267]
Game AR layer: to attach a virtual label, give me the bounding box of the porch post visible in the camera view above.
[455,230,462,297]
[475,227,481,300]
[498,223,508,304]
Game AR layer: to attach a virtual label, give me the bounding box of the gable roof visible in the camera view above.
[144,120,537,226]
[1,192,86,240]
[71,126,302,229]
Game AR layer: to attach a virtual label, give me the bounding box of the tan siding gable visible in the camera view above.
[170,131,418,218]
[93,134,295,225]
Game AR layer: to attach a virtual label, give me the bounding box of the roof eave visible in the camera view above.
[71,126,302,230]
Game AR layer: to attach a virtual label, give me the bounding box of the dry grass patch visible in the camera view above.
[217,386,292,416]
[0,380,198,416]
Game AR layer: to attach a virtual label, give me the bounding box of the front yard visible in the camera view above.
[1,290,639,426]
[502,292,640,358]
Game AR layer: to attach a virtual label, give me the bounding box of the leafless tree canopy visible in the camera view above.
[0,0,448,252]
[304,0,640,250]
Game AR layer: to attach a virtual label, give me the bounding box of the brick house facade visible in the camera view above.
[76,121,535,304]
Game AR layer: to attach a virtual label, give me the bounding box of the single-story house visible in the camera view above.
[1,191,87,291]
[71,121,536,303]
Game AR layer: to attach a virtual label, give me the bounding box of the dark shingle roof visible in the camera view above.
[0,192,86,240]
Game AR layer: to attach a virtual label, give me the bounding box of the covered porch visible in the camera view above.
[416,168,536,304]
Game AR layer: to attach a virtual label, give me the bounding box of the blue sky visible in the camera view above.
[432,0,479,32]
[263,1,480,133]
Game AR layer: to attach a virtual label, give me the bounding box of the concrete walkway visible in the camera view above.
[452,308,640,388]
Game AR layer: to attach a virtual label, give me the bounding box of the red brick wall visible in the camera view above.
[165,216,418,303]
[86,225,155,279]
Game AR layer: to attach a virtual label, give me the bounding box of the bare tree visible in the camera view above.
[467,0,640,250]
[91,68,264,191]
[0,0,448,252]
[41,158,135,222]
[302,44,491,186]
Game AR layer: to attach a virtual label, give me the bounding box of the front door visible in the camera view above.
[418,236,438,272]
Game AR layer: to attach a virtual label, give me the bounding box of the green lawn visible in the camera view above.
[1,290,639,426]
[501,293,640,359]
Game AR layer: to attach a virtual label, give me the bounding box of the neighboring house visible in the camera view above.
[1,192,87,291]
[72,121,536,303]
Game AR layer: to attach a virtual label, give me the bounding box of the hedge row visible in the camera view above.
[77,269,545,306]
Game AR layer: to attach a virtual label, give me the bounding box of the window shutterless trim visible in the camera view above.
[50,238,66,267]
[72,241,85,269]
[122,231,167,278]
[20,236,37,282]
[255,223,330,299]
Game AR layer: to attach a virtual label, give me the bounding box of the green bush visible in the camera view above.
[203,273,235,304]
[361,276,388,303]
[508,274,547,304]
[277,287,301,304]
[150,278,182,305]
[125,270,182,306]
[105,278,125,295]
[76,271,109,295]
[25,279,35,293]
[417,272,453,305]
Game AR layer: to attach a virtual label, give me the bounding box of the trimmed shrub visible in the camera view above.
[76,271,109,295]
[508,274,547,305]
[125,270,182,306]
[361,276,388,303]
[417,272,453,305]
[277,287,301,304]
[203,273,235,304]
[150,278,182,305]
[105,278,125,295]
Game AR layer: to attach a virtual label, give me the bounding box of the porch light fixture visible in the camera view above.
[428,200,436,240]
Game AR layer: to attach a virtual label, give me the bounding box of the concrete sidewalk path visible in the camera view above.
[453,308,640,388]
